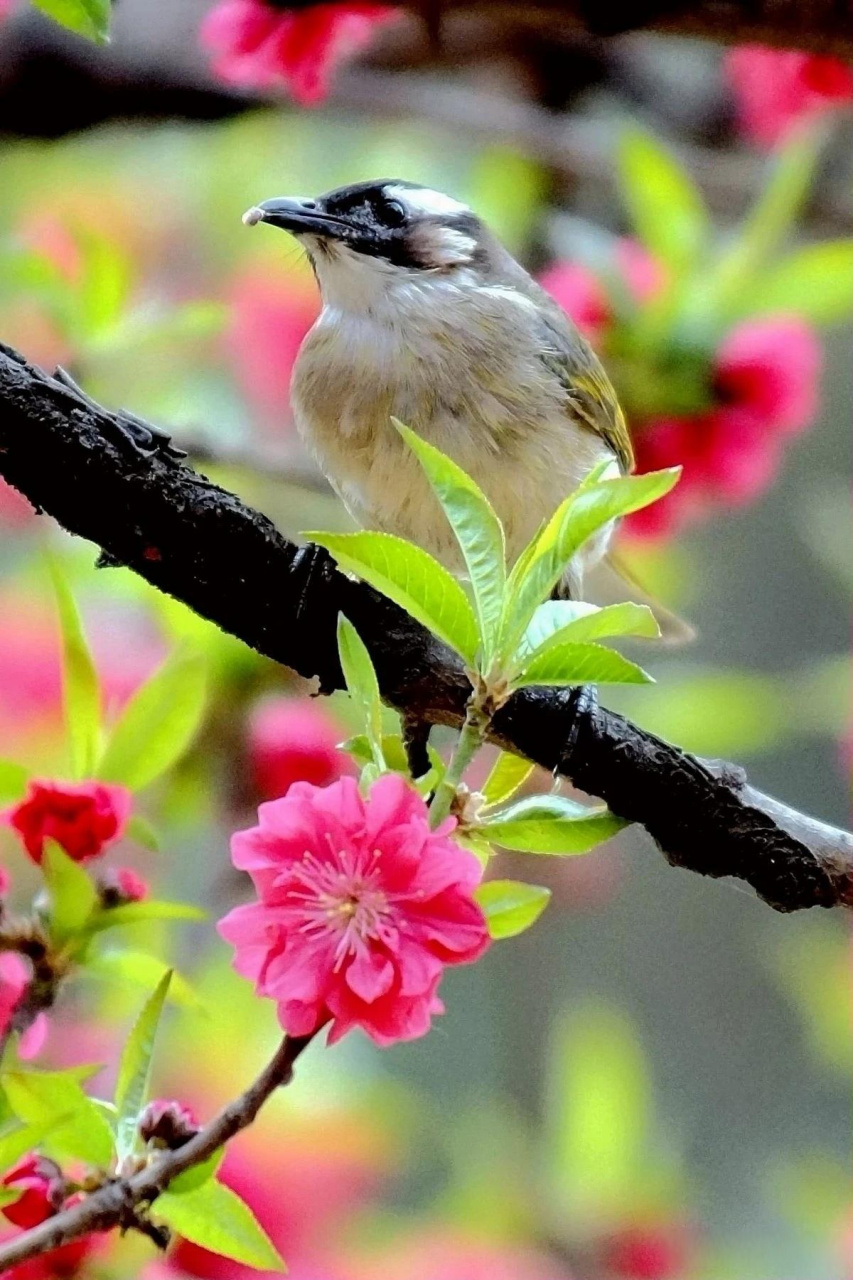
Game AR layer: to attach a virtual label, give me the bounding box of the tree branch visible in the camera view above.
[0,343,850,913]
[295,0,853,57]
[0,1032,314,1272]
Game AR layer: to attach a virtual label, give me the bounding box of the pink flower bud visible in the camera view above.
[98,867,149,908]
[139,1099,199,1150]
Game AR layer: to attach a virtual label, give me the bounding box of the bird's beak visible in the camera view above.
[242,197,349,240]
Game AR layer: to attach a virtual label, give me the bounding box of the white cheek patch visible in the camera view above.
[384,185,469,217]
[409,224,476,268]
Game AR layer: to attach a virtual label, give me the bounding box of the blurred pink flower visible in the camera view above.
[201,0,398,104]
[219,773,489,1046]
[0,955,47,1059]
[628,317,821,538]
[166,1136,377,1277]
[0,480,36,529]
[1,1156,103,1278]
[349,1231,570,1280]
[714,317,820,437]
[539,240,666,347]
[0,601,164,745]
[248,696,354,801]
[602,1224,693,1280]
[0,0,15,22]
[5,779,132,865]
[539,261,611,346]
[725,45,853,147]
[226,268,318,426]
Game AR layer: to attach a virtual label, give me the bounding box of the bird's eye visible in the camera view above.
[384,199,407,228]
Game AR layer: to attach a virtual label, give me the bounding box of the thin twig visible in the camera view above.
[0,1032,315,1272]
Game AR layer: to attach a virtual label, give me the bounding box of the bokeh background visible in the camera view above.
[0,4,851,1278]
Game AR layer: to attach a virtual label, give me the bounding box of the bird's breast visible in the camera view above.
[290,306,616,569]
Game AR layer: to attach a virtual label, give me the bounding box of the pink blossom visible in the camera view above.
[248,696,354,800]
[602,1224,693,1279]
[0,0,15,22]
[227,269,318,427]
[0,1156,104,1278]
[725,45,853,147]
[628,318,821,538]
[165,1134,377,1277]
[0,955,47,1060]
[219,773,489,1046]
[539,261,612,345]
[714,317,821,437]
[201,0,399,105]
[5,779,132,865]
[539,240,665,347]
[615,239,668,304]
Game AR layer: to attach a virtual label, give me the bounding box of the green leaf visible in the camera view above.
[114,971,172,1163]
[714,127,824,308]
[481,752,535,808]
[77,229,132,335]
[307,531,479,667]
[32,0,111,42]
[516,641,652,689]
[42,840,98,944]
[337,615,384,771]
[169,1148,225,1194]
[475,880,551,938]
[455,831,494,867]
[126,813,161,852]
[483,794,627,854]
[501,470,680,659]
[86,900,206,937]
[88,949,198,1007]
[49,560,101,780]
[155,1180,285,1271]
[97,647,207,791]
[546,1007,650,1218]
[0,760,29,805]
[744,241,853,324]
[520,601,659,656]
[0,1116,68,1175]
[3,1069,114,1166]
[618,127,708,271]
[342,734,443,792]
[392,421,505,663]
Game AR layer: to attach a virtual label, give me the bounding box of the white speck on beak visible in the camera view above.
[242,206,264,227]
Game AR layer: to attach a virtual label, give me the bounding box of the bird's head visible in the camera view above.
[242,179,494,307]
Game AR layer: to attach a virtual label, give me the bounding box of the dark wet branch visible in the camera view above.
[0,343,850,914]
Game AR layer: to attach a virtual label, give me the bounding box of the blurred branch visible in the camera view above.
[0,1032,314,1272]
[0,343,850,914]
[386,1,853,57]
[336,70,852,234]
[178,434,333,493]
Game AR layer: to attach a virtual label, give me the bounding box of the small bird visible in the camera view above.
[243,179,633,601]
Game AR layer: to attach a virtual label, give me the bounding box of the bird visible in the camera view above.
[242,178,634,602]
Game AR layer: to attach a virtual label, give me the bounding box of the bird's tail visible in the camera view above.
[571,550,695,645]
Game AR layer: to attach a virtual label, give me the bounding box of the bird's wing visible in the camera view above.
[535,305,635,474]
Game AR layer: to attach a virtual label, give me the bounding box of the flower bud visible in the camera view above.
[97,867,148,909]
[139,1099,200,1150]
